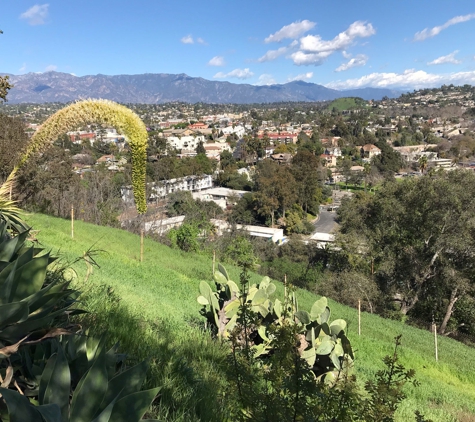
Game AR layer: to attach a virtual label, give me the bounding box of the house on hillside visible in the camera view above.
[361,144,381,160]
[271,153,292,165]
[188,122,208,130]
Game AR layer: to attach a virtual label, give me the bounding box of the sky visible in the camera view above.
[3,0,475,91]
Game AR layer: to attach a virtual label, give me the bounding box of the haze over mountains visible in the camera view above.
[2,71,403,104]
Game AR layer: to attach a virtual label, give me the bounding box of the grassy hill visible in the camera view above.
[25,212,475,422]
[327,97,368,112]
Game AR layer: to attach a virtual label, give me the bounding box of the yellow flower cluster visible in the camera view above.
[12,99,148,213]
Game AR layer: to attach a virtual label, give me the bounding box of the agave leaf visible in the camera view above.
[197,295,209,305]
[108,387,160,422]
[36,404,62,422]
[0,235,19,261]
[97,360,149,416]
[92,390,123,422]
[11,253,49,303]
[0,387,44,421]
[42,347,71,421]
[0,301,29,328]
[0,307,71,343]
[70,346,108,422]
[0,259,18,305]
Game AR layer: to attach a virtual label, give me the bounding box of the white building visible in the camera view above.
[167,135,206,151]
[121,174,213,204]
[192,187,247,209]
[222,125,246,138]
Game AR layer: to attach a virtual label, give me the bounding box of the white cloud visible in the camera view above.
[181,35,194,44]
[325,68,475,90]
[265,20,316,43]
[208,56,225,66]
[427,51,461,65]
[19,63,27,73]
[287,72,313,82]
[414,14,475,41]
[291,21,375,66]
[214,68,254,80]
[20,4,49,25]
[181,35,206,45]
[256,74,277,85]
[342,50,351,59]
[300,21,375,53]
[290,50,332,66]
[258,46,289,62]
[335,54,368,72]
[45,64,57,72]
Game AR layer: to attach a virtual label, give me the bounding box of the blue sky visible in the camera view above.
[2,0,475,90]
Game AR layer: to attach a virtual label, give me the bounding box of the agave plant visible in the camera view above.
[6,99,149,214]
[0,210,160,420]
[0,175,28,233]
[0,336,160,422]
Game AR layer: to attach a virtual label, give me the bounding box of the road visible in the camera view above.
[313,208,338,234]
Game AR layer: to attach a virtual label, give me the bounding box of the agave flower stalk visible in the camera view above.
[8,99,149,213]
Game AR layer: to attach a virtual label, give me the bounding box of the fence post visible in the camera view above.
[71,205,74,239]
[140,229,144,263]
[358,299,361,336]
[433,323,439,362]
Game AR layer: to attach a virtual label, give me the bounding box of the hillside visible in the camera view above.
[326,97,368,111]
[25,212,475,422]
[2,71,402,104]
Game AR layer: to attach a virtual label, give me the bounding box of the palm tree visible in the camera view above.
[419,155,428,174]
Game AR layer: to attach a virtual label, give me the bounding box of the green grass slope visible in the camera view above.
[25,213,475,422]
[326,97,367,112]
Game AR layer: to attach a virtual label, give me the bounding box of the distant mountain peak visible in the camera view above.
[1,71,403,104]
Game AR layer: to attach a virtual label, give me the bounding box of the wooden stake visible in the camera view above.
[140,230,144,263]
[433,323,438,362]
[358,299,361,336]
[71,206,74,239]
[212,250,216,275]
[284,274,287,300]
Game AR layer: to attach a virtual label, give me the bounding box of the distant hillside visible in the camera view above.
[327,97,368,111]
[1,71,402,104]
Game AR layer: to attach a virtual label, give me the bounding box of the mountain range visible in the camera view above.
[1,71,403,104]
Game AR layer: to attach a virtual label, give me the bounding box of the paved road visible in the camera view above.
[313,208,339,234]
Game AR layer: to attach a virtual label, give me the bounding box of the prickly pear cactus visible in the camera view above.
[198,264,354,380]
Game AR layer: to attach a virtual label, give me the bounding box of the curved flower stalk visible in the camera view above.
[9,99,148,213]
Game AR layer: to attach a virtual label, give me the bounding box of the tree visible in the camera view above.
[418,155,428,174]
[291,150,321,214]
[254,160,297,226]
[338,171,475,335]
[0,114,29,182]
[196,140,206,155]
[0,75,12,103]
